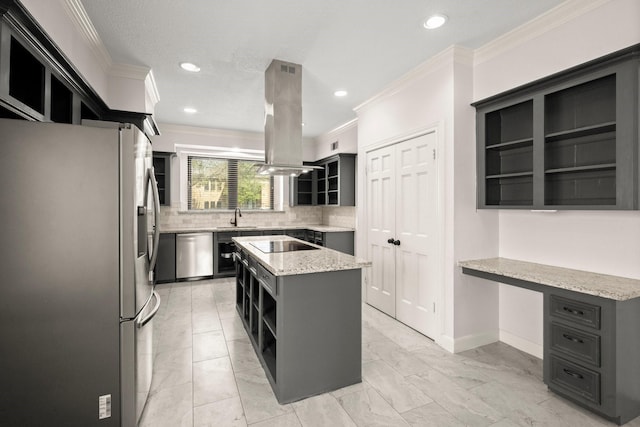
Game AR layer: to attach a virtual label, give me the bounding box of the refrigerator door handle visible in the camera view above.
[137,291,161,328]
[148,167,161,273]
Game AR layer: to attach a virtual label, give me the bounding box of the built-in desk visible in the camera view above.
[459,258,640,425]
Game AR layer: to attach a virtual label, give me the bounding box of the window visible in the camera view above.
[188,156,274,210]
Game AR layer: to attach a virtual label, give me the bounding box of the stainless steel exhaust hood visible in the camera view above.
[258,59,321,177]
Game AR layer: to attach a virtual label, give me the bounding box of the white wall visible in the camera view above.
[355,47,500,351]
[473,0,640,356]
[151,124,265,209]
[313,120,358,160]
[451,53,500,347]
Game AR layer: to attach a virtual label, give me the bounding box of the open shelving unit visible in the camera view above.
[152,152,172,206]
[473,44,640,210]
[0,1,159,136]
[484,100,534,206]
[261,286,277,380]
[543,75,617,206]
[316,166,326,205]
[289,154,356,206]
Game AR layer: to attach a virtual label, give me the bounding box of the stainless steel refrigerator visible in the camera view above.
[0,118,161,426]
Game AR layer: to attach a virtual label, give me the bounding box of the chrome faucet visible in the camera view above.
[230,207,242,227]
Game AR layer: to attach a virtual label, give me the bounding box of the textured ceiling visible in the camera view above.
[80,0,565,137]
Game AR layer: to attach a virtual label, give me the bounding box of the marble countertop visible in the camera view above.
[160,225,355,234]
[233,235,371,276]
[459,257,640,301]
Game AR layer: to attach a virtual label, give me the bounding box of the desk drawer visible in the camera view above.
[550,356,600,405]
[550,323,600,366]
[550,295,600,329]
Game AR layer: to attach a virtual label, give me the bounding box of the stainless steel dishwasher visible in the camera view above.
[176,232,214,279]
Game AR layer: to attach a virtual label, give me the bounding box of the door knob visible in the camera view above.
[387,238,395,244]
[393,240,401,246]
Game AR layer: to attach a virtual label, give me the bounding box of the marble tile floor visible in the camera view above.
[140,278,640,427]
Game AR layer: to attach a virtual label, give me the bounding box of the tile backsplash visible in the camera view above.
[158,205,355,230]
[322,206,356,228]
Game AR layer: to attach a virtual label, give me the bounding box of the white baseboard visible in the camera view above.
[438,330,499,354]
[499,329,544,359]
[436,334,455,353]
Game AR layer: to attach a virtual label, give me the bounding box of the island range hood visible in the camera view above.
[258,59,322,177]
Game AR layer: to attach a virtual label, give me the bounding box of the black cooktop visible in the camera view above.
[251,240,319,253]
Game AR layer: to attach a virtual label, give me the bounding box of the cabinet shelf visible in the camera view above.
[545,164,616,174]
[262,323,277,381]
[486,171,534,179]
[545,122,616,141]
[263,312,277,338]
[486,138,534,150]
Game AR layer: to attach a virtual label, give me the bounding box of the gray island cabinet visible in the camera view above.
[232,235,369,404]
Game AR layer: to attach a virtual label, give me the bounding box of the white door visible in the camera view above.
[366,132,439,339]
[366,144,396,316]
[394,133,438,338]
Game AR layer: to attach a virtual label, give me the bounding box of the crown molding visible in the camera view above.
[61,0,111,72]
[474,0,612,66]
[110,62,151,80]
[353,45,473,114]
[62,0,160,108]
[145,69,161,108]
[323,118,358,138]
[157,123,264,140]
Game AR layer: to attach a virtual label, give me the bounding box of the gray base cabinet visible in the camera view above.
[303,230,354,255]
[155,233,175,283]
[235,249,362,403]
[543,289,640,425]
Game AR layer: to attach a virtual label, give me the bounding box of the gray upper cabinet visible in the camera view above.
[289,162,316,206]
[0,0,159,135]
[473,44,639,210]
[290,154,356,206]
[152,152,172,206]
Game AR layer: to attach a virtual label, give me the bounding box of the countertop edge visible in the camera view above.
[459,257,640,301]
[160,225,355,234]
[233,236,370,276]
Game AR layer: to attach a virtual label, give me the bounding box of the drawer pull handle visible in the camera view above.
[562,333,584,344]
[563,368,584,380]
[563,307,584,316]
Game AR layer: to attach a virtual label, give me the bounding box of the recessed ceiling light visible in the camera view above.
[183,107,197,114]
[334,90,348,97]
[180,62,201,72]
[423,14,447,29]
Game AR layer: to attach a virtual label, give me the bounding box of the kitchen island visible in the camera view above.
[232,235,369,404]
